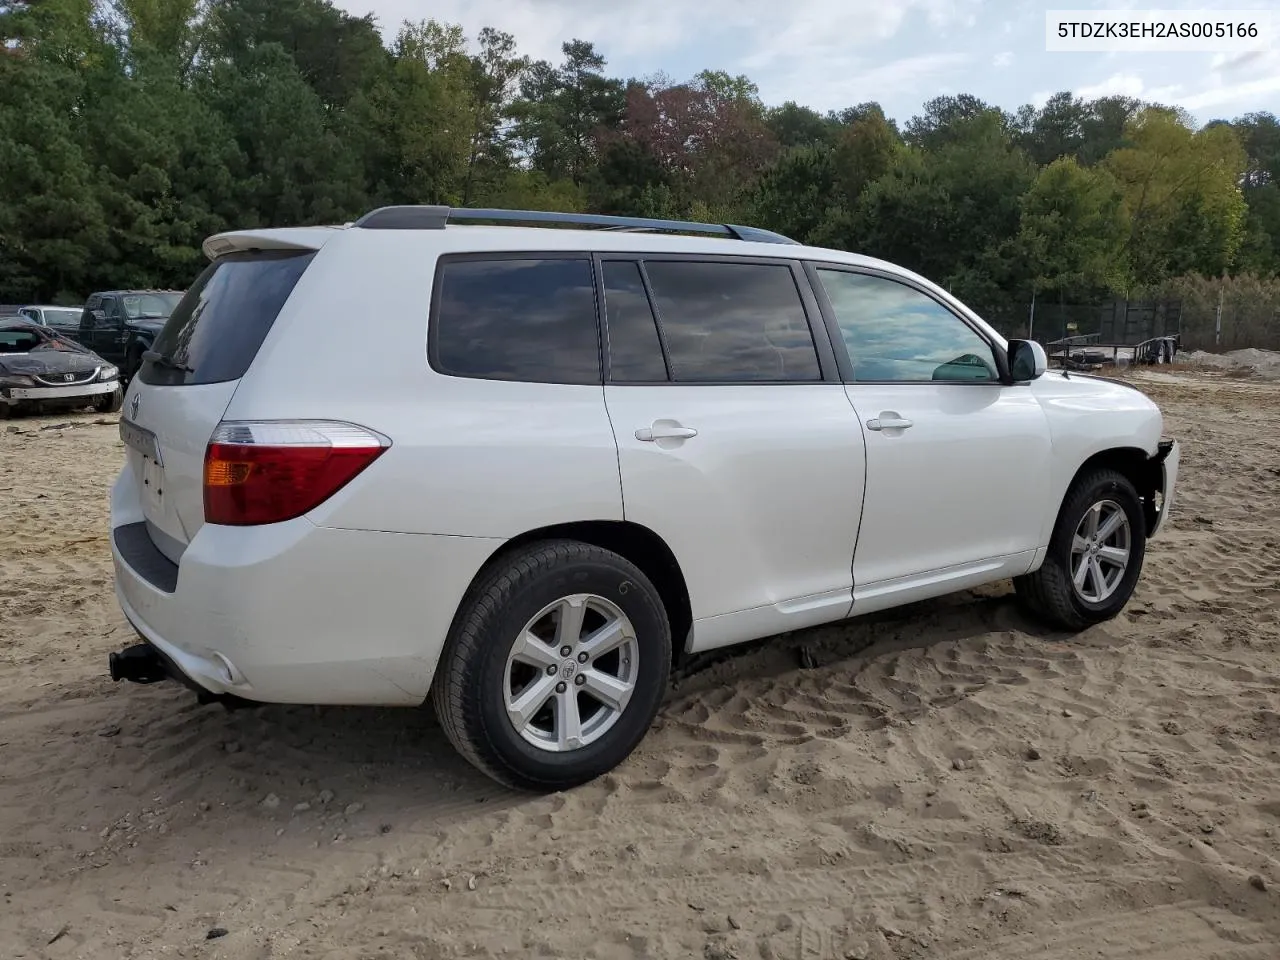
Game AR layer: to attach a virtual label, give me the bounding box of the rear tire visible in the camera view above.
[94,387,123,414]
[1015,469,1147,630]
[431,540,671,791]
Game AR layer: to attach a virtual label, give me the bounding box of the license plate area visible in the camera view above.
[120,418,163,465]
[120,418,166,510]
[141,456,165,510]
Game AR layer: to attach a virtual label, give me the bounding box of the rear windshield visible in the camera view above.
[139,250,315,386]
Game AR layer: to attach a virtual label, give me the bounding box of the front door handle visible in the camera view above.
[636,422,698,442]
[866,416,913,431]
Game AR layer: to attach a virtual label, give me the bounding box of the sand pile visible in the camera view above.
[2,373,1279,959]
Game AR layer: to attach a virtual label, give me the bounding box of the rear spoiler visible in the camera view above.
[202,226,341,261]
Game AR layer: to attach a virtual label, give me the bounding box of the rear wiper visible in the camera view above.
[141,349,194,373]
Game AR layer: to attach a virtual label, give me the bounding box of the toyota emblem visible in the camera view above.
[129,393,140,419]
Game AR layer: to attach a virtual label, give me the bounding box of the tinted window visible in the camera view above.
[817,270,998,383]
[141,249,316,386]
[602,260,667,382]
[643,261,820,383]
[433,258,600,385]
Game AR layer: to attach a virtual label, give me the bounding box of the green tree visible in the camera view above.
[1103,107,1249,285]
[833,111,1036,302]
[1018,157,1129,299]
[462,27,528,205]
[765,101,836,148]
[511,40,624,184]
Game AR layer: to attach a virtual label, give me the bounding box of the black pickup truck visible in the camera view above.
[77,289,184,381]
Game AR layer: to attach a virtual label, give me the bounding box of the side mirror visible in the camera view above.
[1007,339,1047,381]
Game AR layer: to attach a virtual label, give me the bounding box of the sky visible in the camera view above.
[331,0,1279,127]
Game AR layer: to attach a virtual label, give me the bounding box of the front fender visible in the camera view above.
[1032,372,1165,544]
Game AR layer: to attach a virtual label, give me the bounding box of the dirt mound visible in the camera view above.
[1182,347,1280,379]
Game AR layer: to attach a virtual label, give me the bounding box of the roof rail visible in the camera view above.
[350,205,799,245]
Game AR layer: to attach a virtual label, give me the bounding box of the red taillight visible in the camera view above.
[203,421,389,526]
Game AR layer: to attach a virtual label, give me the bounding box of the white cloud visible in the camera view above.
[334,0,1280,122]
[764,51,972,112]
[1177,67,1280,111]
[1073,72,1184,104]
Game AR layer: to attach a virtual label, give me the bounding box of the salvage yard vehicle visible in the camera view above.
[105,207,1180,791]
[0,317,123,417]
[76,289,184,382]
[18,304,84,334]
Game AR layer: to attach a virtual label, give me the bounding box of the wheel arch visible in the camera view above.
[454,520,693,667]
[1062,446,1163,536]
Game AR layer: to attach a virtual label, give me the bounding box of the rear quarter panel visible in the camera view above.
[220,229,625,539]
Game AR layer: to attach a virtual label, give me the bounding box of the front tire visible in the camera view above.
[431,540,672,791]
[1015,469,1147,631]
[93,386,123,414]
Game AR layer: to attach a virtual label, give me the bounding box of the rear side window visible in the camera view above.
[431,257,600,385]
[140,250,316,386]
[643,261,821,383]
[602,260,668,382]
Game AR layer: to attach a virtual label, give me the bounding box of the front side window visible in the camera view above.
[642,260,821,383]
[98,298,117,326]
[816,270,998,383]
[432,257,600,385]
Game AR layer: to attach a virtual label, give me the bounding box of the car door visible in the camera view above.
[600,255,866,655]
[807,265,1052,606]
[90,296,124,360]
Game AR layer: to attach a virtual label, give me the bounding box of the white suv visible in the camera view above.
[107,206,1180,790]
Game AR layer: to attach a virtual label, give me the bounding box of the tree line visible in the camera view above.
[3,0,1278,337]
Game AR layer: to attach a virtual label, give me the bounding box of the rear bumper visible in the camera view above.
[109,466,503,706]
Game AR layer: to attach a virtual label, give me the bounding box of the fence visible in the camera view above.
[978,284,1280,353]
[975,299,1183,347]
[1159,287,1280,352]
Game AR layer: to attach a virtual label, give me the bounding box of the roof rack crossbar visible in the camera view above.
[351,205,798,245]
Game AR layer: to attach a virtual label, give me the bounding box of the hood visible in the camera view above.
[0,348,105,376]
[1031,369,1161,415]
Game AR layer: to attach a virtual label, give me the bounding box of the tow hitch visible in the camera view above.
[107,641,258,711]
[108,643,169,684]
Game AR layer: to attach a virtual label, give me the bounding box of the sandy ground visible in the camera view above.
[2,369,1280,960]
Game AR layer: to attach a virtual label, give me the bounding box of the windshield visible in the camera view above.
[121,292,183,320]
[0,322,77,354]
[44,307,81,325]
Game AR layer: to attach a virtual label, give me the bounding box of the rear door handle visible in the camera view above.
[636,422,698,442]
[866,416,913,431]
